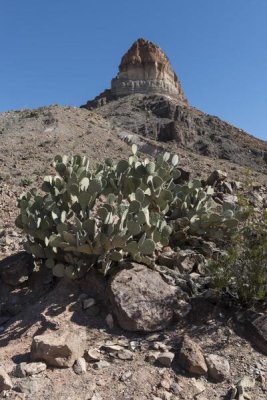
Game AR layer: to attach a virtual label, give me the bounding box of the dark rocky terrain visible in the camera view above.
[0,39,266,400]
[84,93,267,173]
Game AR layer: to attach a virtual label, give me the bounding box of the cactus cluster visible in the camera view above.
[16,147,179,277]
[16,145,242,278]
[170,179,240,240]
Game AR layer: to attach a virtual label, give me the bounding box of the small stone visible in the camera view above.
[160,378,171,390]
[13,362,46,378]
[170,382,180,395]
[102,344,124,353]
[31,330,85,368]
[150,342,167,351]
[129,340,139,351]
[146,333,162,342]
[256,373,265,384]
[191,378,206,396]
[85,349,101,362]
[117,349,134,360]
[179,336,208,376]
[0,367,13,392]
[120,371,132,382]
[105,314,114,329]
[146,351,160,363]
[82,298,96,309]
[93,360,110,369]
[73,357,87,375]
[174,300,192,319]
[157,352,175,367]
[205,354,230,382]
[116,338,129,347]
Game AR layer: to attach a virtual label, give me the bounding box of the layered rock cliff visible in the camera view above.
[83,38,188,108]
[111,38,187,103]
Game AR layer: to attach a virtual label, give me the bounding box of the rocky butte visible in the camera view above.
[84,38,188,108]
[111,38,188,102]
[82,38,267,173]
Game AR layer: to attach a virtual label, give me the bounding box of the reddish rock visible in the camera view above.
[179,336,208,376]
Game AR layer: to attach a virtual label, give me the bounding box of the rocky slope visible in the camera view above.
[0,38,267,400]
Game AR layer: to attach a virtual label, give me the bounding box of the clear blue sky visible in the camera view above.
[1,0,267,140]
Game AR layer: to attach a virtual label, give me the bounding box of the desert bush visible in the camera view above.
[207,209,267,304]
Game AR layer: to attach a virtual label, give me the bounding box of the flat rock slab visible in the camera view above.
[108,263,177,332]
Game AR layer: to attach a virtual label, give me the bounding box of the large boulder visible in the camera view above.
[31,330,85,367]
[108,263,178,332]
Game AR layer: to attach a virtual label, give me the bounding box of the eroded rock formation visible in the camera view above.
[83,38,188,108]
[111,38,187,103]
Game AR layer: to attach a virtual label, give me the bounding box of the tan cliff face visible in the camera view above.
[111,38,188,104]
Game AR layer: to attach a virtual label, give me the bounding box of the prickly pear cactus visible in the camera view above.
[170,179,240,241]
[16,147,180,277]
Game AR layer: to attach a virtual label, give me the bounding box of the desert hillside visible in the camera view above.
[0,39,266,400]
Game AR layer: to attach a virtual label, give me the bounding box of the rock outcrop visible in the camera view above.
[111,38,187,103]
[83,38,188,108]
